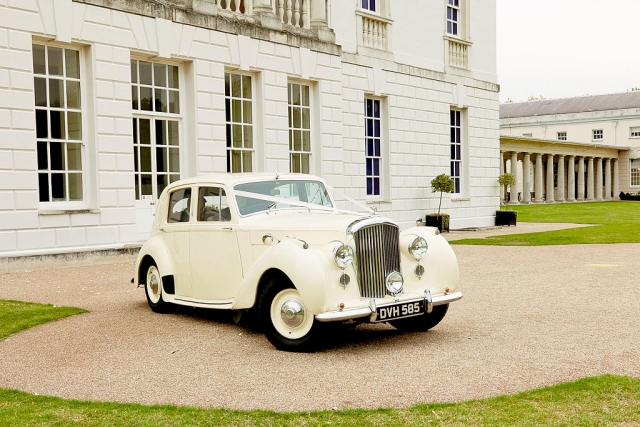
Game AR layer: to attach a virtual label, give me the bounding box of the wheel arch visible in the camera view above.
[134,237,175,287]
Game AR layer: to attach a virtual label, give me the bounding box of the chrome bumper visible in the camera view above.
[315,291,463,323]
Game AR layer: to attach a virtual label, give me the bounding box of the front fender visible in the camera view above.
[134,236,174,286]
[232,239,335,314]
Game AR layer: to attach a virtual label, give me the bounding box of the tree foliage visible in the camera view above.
[431,174,454,215]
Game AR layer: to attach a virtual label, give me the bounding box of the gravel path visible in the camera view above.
[0,226,638,411]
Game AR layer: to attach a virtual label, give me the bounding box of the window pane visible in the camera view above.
[33,44,46,75]
[49,78,64,108]
[141,174,152,195]
[302,108,310,129]
[224,73,230,97]
[374,120,380,137]
[156,147,167,172]
[140,146,151,172]
[67,81,81,109]
[65,49,80,79]
[293,130,302,151]
[139,61,152,85]
[231,150,241,172]
[38,173,49,202]
[36,110,48,139]
[67,144,82,171]
[169,90,180,114]
[140,86,153,111]
[168,65,179,89]
[155,120,166,146]
[242,151,252,172]
[293,106,301,128]
[50,141,65,170]
[50,111,65,139]
[34,78,47,106]
[242,75,251,98]
[232,99,242,122]
[68,173,83,200]
[37,141,48,170]
[130,59,138,83]
[243,126,253,148]
[51,173,65,200]
[48,47,63,76]
[231,74,241,97]
[168,121,179,146]
[67,112,82,140]
[154,63,167,87]
[291,153,301,173]
[169,147,180,172]
[154,88,167,112]
[232,125,242,148]
[132,86,139,110]
[302,131,310,152]
[302,85,309,107]
[301,154,309,174]
[243,100,252,124]
[139,119,151,145]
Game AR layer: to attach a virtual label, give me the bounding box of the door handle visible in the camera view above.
[222,227,233,230]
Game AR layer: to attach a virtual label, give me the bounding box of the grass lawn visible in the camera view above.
[1,299,640,425]
[452,201,640,245]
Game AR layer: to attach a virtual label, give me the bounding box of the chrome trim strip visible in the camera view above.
[432,291,463,305]
[347,216,398,235]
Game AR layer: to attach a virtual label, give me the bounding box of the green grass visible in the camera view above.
[2,299,640,425]
[0,299,86,339]
[452,201,640,245]
[0,375,639,426]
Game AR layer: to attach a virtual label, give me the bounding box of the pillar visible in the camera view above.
[613,159,620,198]
[534,153,544,202]
[310,0,335,42]
[546,154,555,202]
[500,151,505,202]
[522,152,531,203]
[510,151,519,204]
[605,158,612,200]
[587,157,595,201]
[557,155,565,202]
[577,157,585,201]
[567,156,576,202]
[252,0,284,30]
[596,158,603,201]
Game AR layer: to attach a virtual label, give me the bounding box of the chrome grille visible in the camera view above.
[352,221,400,298]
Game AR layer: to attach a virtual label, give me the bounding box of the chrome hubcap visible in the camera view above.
[149,274,159,296]
[280,299,304,328]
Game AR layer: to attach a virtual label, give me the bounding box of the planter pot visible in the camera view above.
[495,210,517,226]
[425,214,450,232]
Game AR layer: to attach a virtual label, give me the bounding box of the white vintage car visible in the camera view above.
[134,173,461,351]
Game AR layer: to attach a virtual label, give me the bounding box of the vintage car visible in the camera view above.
[134,173,462,351]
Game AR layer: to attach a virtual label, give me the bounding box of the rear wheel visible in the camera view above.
[258,278,320,352]
[144,263,169,313]
[390,304,449,332]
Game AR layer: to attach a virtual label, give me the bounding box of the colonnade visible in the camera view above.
[500,151,620,203]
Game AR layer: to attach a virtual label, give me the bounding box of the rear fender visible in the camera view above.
[134,237,174,287]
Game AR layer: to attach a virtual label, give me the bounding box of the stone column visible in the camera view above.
[557,155,565,202]
[534,153,544,202]
[613,159,620,198]
[567,156,576,201]
[577,156,585,201]
[522,152,531,203]
[595,158,603,201]
[500,151,505,202]
[605,158,612,200]
[510,151,519,204]
[587,157,595,201]
[310,0,335,42]
[253,0,284,30]
[546,154,555,202]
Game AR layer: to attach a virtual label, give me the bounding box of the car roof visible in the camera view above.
[163,173,329,193]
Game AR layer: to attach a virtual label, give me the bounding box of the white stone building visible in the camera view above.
[0,0,499,257]
[500,93,640,203]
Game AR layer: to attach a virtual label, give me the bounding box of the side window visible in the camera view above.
[167,188,191,223]
[197,187,231,222]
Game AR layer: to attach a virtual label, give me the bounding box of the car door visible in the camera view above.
[189,186,244,302]
[161,186,192,298]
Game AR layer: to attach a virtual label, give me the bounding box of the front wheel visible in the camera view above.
[258,278,320,352]
[390,304,449,332]
[144,263,169,313]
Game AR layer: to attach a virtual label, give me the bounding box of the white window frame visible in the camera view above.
[33,42,88,208]
[593,129,603,141]
[446,0,461,37]
[225,72,255,173]
[131,58,183,201]
[631,159,640,186]
[361,0,378,13]
[557,131,567,141]
[450,108,466,196]
[630,127,640,138]
[288,81,312,174]
[364,96,388,200]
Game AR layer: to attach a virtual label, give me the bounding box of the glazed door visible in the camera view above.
[133,117,181,241]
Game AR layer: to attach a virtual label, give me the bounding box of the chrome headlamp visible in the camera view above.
[408,235,428,260]
[333,243,354,269]
[386,271,404,295]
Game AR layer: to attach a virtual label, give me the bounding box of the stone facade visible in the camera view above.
[0,0,499,256]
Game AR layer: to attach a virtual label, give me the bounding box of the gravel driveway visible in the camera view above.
[0,230,639,411]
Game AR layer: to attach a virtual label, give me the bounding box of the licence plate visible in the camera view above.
[376,300,424,322]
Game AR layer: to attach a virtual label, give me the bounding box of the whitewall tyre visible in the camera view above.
[145,263,168,313]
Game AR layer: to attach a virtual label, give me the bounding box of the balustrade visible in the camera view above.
[448,38,468,69]
[271,0,310,29]
[359,14,388,50]
[214,0,252,15]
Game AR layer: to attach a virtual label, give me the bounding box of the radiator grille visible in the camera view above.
[352,222,400,298]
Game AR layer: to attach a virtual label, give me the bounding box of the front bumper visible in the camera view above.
[315,291,463,323]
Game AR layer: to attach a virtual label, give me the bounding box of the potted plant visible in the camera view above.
[425,174,454,232]
[496,173,517,226]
